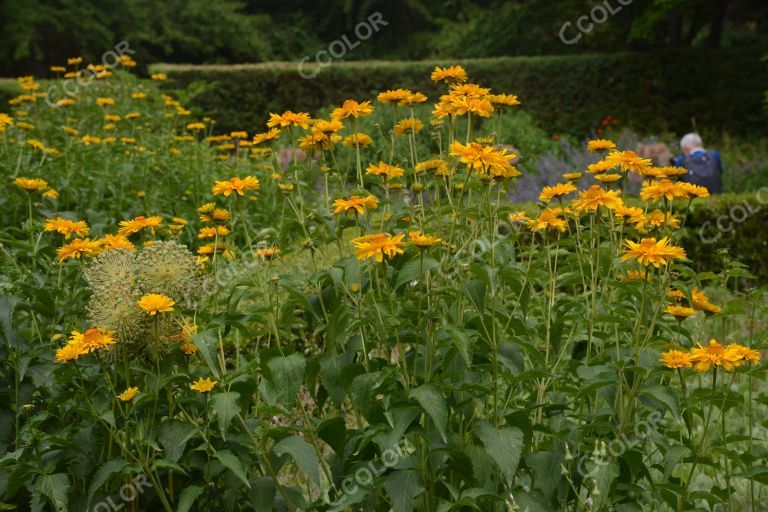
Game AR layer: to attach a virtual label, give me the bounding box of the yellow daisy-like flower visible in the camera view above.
[508,211,529,223]
[665,305,697,321]
[266,111,312,130]
[572,185,623,212]
[366,161,405,180]
[488,93,520,107]
[562,172,582,181]
[200,207,231,224]
[69,327,116,353]
[44,218,90,239]
[331,99,374,121]
[726,343,761,365]
[587,139,616,152]
[118,216,163,236]
[138,294,175,315]
[408,231,442,249]
[352,233,406,262]
[342,133,373,147]
[640,180,691,202]
[190,377,217,393]
[333,195,379,215]
[57,238,102,261]
[96,97,115,107]
[14,177,48,192]
[593,173,622,184]
[679,182,710,198]
[660,349,692,369]
[212,176,260,197]
[691,288,721,315]
[689,339,744,372]
[394,118,424,136]
[99,234,136,252]
[539,182,577,203]
[377,88,413,104]
[604,150,652,174]
[253,128,281,145]
[430,65,468,84]
[587,160,615,174]
[620,237,686,268]
[55,341,87,362]
[198,226,231,239]
[528,208,567,233]
[255,247,280,260]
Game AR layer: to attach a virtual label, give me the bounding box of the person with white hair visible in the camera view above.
[671,133,723,193]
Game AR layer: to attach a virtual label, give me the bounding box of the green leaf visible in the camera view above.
[176,485,203,512]
[87,459,126,506]
[526,451,564,499]
[248,478,276,511]
[210,391,241,440]
[385,469,425,512]
[214,450,251,488]
[158,420,195,463]
[410,384,448,443]
[465,280,486,312]
[265,353,305,406]
[394,256,439,290]
[273,435,321,486]
[35,473,70,512]
[476,421,524,483]
[191,331,219,377]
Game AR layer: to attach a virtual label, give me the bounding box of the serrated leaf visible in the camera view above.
[410,384,447,443]
[35,473,69,512]
[265,353,305,406]
[273,435,321,486]
[210,391,241,441]
[176,485,203,512]
[476,421,524,483]
[87,458,126,506]
[395,256,439,290]
[214,450,250,488]
[158,420,195,462]
[385,469,424,512]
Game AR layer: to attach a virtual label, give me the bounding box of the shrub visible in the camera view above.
[154,47,768,136]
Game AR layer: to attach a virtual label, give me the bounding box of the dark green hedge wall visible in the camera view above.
[154,47,768,136]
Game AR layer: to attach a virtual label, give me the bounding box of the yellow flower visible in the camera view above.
[377,89,413,103]
[539,182,576,203]
[198,226,230,238]
[528,208,567,232]
[352,233,406,262]
[593,173,622,184]
[691,288,721,315]
[190,377,217,393]
[342,133,373,147]
[333,195,379,215]
[689,339,745,372]
[665,305,696,321]
[640,180,691,202]
[508,211,529,223]
[43,188,59,199]
[255,247,280,259]
[96,97,115,107]
[431,65,468,84]
[151,73,167,81]
[331,99,374,121]
[449,141,519,179]
[118,216,163,236]
[67,57,83,65]
[212,176,260,196]
[488,94,520,107]
[408,231,442,249]
[415,159,449,174]
[131,92,147,100]
[563,172,582,181]
[138,294,175,315]
[394,118,424,136]
[587,139,616,152]
[572,185,623,212]
[726,343,761,365]
[660,349,692,369]
[604,150,652,174]
[44,218,89,239]
[69,327,116,352]
[99,234,136,251]
[266,111,312,129]
[57,238,101,261]
[366,161,404,180]
[620,237,686,268]
[14,177,48,192]
[117,387,140,402]
[253,128,281,145]
[679,182,710,198]
[55,341,86,362]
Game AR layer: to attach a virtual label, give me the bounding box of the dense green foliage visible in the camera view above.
[154,47,768,137]
[1,0,767,75]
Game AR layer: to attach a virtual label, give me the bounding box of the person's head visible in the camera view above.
[680,133,704,156]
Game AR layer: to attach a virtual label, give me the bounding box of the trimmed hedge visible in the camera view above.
[153,47,768,136]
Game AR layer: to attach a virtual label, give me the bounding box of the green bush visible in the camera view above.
[154,47,768,136]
